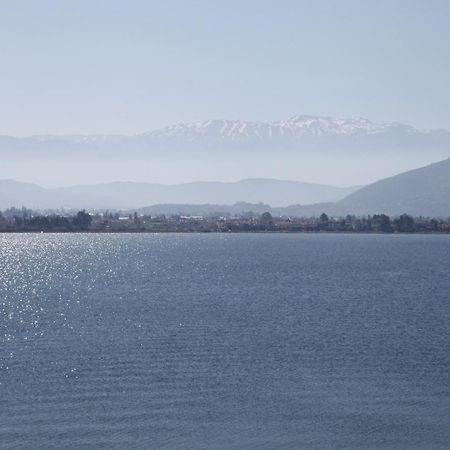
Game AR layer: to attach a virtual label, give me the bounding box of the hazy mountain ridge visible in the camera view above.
[139,158,450,218]
[1,158,449,217]
[336,158,450,217]
[265,158,450,218]
[144,116,419,141]
[0,178,359,210]
[2,115,448,188]
[2,115,450,156]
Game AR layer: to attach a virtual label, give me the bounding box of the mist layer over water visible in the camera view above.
[1,234,450,449]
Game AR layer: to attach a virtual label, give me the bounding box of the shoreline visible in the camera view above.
[0,230,449,235]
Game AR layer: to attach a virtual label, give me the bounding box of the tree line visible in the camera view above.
[0,209,92,231]
[0,208,448,233]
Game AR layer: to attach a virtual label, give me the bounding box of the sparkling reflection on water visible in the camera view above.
[1,233,450,449]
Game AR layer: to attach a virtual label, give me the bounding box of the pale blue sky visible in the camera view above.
[1,0,449,135]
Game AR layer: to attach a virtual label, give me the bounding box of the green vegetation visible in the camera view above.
[0,208,449,233]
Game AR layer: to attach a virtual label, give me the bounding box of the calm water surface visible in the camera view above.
[1,233,450,449]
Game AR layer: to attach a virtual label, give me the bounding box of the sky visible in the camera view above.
[0,0,449,136]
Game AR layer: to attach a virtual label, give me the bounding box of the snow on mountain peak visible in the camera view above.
[124,114,450,150]
[144,119,272,142]
[274,115,379,136]
[142,115,402,142]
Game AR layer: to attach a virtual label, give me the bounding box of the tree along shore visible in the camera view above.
[0,208,449,233]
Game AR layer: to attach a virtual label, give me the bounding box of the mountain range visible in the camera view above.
[1,115,449,214]
[0,179,359,210]
[2,115,450,157]
[2,114,449,188]
[140,116,450,151]
[1,158,449,217]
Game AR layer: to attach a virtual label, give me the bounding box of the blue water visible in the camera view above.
[1,233,450,449]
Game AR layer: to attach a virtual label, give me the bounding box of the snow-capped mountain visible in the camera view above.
[274,116,404,136]
[139,115,428,142]
[1,114,449,190]
[141,119,272,142]
[1,115,449,156]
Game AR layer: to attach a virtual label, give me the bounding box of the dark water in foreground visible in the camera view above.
[1,233,450,449]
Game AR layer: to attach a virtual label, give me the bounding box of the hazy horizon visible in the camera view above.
[1,1,449,198]
[1,1,450,136]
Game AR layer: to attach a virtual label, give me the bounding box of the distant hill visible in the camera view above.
[58,179,358,209]
[0,180,79,210]
[336,158,450,217]
[138,158,450,218]
[268,158,450,218]
[2,159,449,217]
[0,178,358,210]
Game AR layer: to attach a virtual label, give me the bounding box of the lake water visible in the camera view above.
[1,233,450,449]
